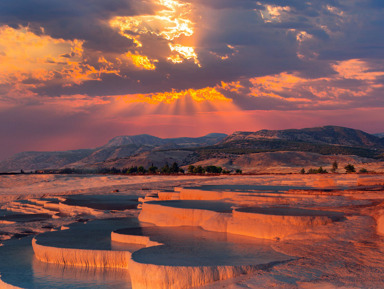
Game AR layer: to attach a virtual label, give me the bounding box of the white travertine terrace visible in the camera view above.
[228,208,334,239]
[27,184,347,288]
[8,174,381,289]
[139,202,231,233]
[138,201,338,240]
[111,231,163,247]
[4,198,105,218]
[32,238,132,269]
[32,225,289,289]
[128,261,260,289]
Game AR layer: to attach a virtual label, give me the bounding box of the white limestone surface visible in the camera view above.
[139,201,339,240]
[32,238,132,269]
[128,260,259,289]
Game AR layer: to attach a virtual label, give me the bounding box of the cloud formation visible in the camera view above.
[0,0,384,159]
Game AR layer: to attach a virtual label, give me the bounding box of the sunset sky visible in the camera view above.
[1,0,384,159]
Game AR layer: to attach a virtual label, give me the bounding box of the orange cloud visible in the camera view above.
[168,43,200,66]
[0,25,119,93]
[260,5,291,23]
[110,0,194,43]
[248,59,384,108]
[122,86,231,105]
[109,0,199,66]
[332,59,384,81]
[125,51,159,70]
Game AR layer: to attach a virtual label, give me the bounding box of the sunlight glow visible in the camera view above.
[109,0,199,66]
[260,5,291,23]
[109,0,193,44]
[126,86,231,105]
[168,43,200,66]
[125,51,158,70]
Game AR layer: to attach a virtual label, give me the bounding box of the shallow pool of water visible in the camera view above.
[0,218,143,288]
[188,185,313,192]
[146,200,233,212]
[63,194,139,211]
[118,226,292,266]
[36,218,140,250]
[0,236,132,289]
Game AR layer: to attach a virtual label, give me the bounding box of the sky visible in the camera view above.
[1,0,384,160]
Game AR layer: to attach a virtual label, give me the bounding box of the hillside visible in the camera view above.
[0,133,227,172]
[84,150,197,170]
[221,126,384,148]
[200,126,384,159]
[188,151,383,173]
[0,149,93,172]
[1,126,384,173]
[105,133,227,148]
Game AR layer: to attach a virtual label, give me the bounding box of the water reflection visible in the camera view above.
[120,226,292,266]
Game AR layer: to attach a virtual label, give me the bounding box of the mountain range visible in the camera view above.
[0,133,227,172]
[1,126,383,173]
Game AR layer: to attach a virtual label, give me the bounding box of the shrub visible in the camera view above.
[345,164,356,173]
[193,165,205,174]
[188,165,195,174]
[331,161,338,173]
[359,168,368,174]
[148,164,158,174]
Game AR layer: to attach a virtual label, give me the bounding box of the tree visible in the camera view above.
[359,168,368,174]
[148,164,158,174]
[317,166,328,174]
[235,169,242,174]
[137,166,146,174]
[170,162,180,174]
[128,166,138,174]
[300,168,305,174]
[345,164,356,173]
[331,161,338,173]
[188,165,195,174]
[60,168,74,174]
[307,168,317,174]
[205,166,222,174]
[110,167,121,174]
[161,163,170,174]
[306,167,327,174]
[193,165,205,174]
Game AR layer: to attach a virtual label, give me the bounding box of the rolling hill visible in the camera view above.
[1,126,384,173]
[0,134,227,172]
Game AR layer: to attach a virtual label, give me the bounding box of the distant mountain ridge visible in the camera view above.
[0,133,228,172]
[105,133,228,148]
[221,126,384,148]
[1,126,384,173]
[104,134,165,147]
